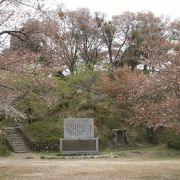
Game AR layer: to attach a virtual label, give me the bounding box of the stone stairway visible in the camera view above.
[3,127,30,153]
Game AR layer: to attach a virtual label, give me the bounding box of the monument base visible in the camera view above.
[60,138,99,155]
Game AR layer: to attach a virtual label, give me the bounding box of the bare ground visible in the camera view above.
[0,153,180,180]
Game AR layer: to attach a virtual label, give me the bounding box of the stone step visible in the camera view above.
[6,136,24,139]
[11,146,30,151]
[5,133,21,136]
[14,151,30,153]
[6,133,21,135]
[11,143,28,146]
[9,143,28,147]
[8,141,26,143]
[14,149,30,152]
[6,137,25,141]
[9,144,28,147]
[13,148,30,151]
[5,131,21,134]
[4,130,20,133]
[6,139,26,143]
[4,127,30,153]
[8,141,27,144]
[13,148,29,151]
[7,140,25,142]
[8,141,29,145]
[8,140,28,143]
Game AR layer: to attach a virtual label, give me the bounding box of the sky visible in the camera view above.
[48,0,180,19]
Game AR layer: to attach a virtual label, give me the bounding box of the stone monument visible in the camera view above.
[60,118,99,155]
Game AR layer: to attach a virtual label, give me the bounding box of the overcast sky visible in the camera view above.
[48,0,180,19]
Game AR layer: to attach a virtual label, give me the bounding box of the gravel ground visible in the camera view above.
[0,153,180,180]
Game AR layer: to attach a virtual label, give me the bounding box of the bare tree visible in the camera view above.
[75,8,103,70]
[130,12,173,72]
[96,12,131,65]
[47,9,80,74]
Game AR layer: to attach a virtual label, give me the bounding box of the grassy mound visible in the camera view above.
[1,71,180,152]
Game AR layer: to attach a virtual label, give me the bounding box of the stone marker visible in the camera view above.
[64,118,94,139]
[60,118,99,155]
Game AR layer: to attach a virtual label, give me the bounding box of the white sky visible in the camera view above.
[48,0,180,19]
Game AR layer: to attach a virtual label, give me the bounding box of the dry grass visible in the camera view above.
[0,153,180,180]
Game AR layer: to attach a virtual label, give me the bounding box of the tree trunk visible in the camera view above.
[108,44,113,64]
[146,127,158,145]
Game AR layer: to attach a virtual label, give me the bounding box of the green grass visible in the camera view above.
[56,71,98,94]
[101,144,180,160]
[0,119,14,156]
[0,135,10,156]
[35,144,180,161]
[23,119,64,142]
[158,128,180,144]
[0,119,17,129]
[14,72,101,143]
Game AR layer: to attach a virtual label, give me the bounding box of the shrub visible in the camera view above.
[168,138,180,150]
[0,136,9,156]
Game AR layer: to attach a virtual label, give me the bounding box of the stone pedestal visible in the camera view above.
[60,138,99,155]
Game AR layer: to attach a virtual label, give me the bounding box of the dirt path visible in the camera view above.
[0,153,180,180]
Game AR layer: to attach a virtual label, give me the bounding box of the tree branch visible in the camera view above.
[0,84,15,90]
[0,0,6,4]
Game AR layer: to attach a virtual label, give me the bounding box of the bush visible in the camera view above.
[0,136,9,156]
[0,145,9,156]
[23,120,63,142]
[168,138,180,150]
